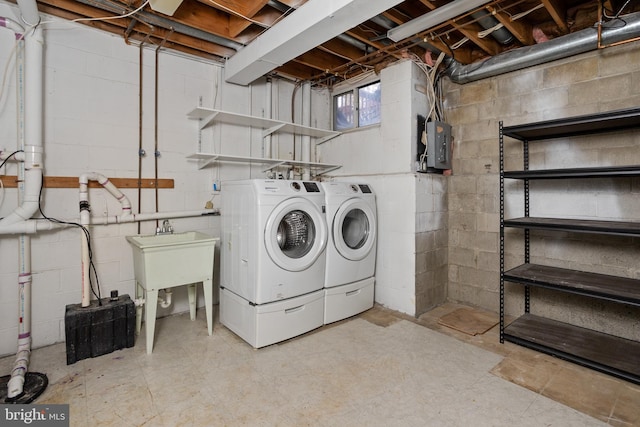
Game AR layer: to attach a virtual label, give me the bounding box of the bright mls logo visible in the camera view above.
[1,405,69,426]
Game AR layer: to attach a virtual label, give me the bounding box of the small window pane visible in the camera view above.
[334,91,354,131]
[358,82,381,127]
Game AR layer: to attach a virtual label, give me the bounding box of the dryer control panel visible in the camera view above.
[303,182,320,192]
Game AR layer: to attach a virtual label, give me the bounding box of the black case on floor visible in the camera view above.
[64,294,135,365]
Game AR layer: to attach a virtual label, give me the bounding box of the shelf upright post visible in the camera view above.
[499,121,505,343]
[523,139,530,314]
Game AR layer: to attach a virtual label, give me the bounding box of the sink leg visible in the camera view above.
[135,281,144,335]
[204,277,213,336]
[188,284,197,321]
[145,288,158,354]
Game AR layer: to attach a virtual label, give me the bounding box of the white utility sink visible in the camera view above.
[126,231,218,354]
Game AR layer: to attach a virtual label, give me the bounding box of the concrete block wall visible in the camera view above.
[415,173,448,316]
[443,41,640,339]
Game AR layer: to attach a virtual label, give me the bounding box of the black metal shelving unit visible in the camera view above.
[499,107,640,385]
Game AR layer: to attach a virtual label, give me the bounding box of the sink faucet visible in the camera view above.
[156,219,173,235]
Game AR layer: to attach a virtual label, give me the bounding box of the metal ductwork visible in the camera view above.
[471,11,514,45]
[447,11,640,84]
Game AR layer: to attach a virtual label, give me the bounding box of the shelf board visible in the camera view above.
[503,165,640,179]
[186,153,341,174]
[502,107,640,141]
[504,263,640,306]
[504,217,640,237]
[504,314,640,384]
[187,107,341,143]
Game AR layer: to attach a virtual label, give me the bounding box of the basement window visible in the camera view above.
[333,81,381,131]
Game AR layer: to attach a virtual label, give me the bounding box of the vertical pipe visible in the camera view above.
[154,43,159,229]
[301,81,311,180]
[8,30,29,400]
[264,77,272,159]
[137,40,144,234]
[79,175,91,307]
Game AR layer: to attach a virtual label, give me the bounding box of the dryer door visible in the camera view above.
[333,198,376,261]
[264,197,328,272]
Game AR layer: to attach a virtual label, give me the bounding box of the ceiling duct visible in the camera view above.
[447,11,640,84]
[470,11,514,45]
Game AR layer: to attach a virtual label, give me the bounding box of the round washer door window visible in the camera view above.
[333,199,376,261]
[265,198,327,272]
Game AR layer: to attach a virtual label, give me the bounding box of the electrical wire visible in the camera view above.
[37,183,102,304]
[603,0,632,19]
[479,3,546,38]
[38,0,151,27]
[0,149,23,169]
[406,51,447,169]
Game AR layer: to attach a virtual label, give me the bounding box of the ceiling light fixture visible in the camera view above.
[387,0,489,42]
[149,0,184,16]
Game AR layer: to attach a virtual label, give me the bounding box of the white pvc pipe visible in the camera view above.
[158,289,172,308]
[15,0,40,26]
[4,0,41,399]
[301,81,311,180]
[79,173,131,306]
[79,176,91,307]
[0,16,25,34]
[264,78,272,159]
[0,208,216,235]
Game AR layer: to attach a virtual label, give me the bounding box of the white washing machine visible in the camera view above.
[321,182,377,324]
[220,179,328,348]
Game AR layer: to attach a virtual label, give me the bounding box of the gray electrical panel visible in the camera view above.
[419,120,452,171]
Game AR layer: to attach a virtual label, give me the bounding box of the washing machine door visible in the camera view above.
[264,197,328,272]
[332,198,376,261]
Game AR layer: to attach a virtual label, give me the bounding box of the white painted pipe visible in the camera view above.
[15,0,40,26]
[92,209,214,225]
[301,81,311,180]
[158,289,172,308]
[5,0,41,400]
[79,176,91,307]
[79,173,132,306]
[0,16,25,34]
[264,78,272,159]
[0,208,216,235]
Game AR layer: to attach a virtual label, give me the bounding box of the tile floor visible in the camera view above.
[1,302,639,426]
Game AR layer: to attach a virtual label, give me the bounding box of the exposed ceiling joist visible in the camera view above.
[224,0,403,85]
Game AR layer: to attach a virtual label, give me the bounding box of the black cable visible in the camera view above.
[37,183,102,304]
[0,150,24,170]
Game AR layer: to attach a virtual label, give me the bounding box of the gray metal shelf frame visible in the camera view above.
[499,107,640,385]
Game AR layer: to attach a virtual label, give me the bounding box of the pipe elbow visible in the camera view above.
[7,375,25,399]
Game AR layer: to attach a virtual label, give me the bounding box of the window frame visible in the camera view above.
[332,77,381,131]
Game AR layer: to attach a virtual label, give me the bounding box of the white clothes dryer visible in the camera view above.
[320,182,377,324]
[220,179,328,347]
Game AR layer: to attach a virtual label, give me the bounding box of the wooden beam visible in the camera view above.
[0,176,174,189]
[541,0,569,34]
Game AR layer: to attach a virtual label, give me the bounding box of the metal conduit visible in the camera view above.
[446,11,640,84]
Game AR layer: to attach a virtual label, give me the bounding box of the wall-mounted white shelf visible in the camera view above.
[187,107,341,144]
[186,152,342,175]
